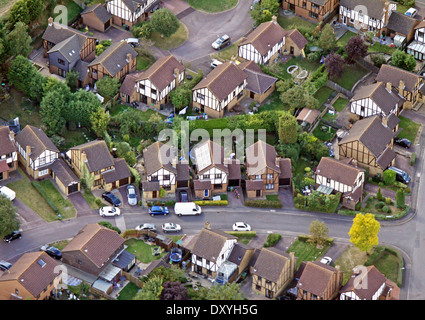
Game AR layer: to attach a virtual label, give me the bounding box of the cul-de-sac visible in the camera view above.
[1,0,425,301]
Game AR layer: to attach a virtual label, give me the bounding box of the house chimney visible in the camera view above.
[399,80,405,93]
[9,130,15,141]
[174,68,181,84]
[25,145,31,164]
[384,1,390,24]
[204,221,211,229]
[272,15,277,24]
[126,53,132,64]
[386,82,392,92]
[48,17,54,26]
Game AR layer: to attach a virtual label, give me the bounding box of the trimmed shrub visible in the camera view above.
[244,199,283,209]
[264,233,282,247]
[193,200,228,206]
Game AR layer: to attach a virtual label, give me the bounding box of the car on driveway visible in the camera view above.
[405,8,417,17]
[135,223,157,231]
[149,206,169,216]
[3,231,21,243]
[0,260,12,271]
[99,206,121,217]
[211,59,223,69]
[212,34,230,50]
[320,256,332,265]
[102,191,121,207]
[41,245,62,260]
[162,222,181,233]
[232,222,251,231]
[126,185,138,206]
[394,138,411,148]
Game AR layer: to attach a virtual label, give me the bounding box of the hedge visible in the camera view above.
[244,199,283,208]
[146,200,176,207]
[264,233,282,247]
[193,200,228,206]
[225,231,257,238]
[337,205,410,220]
[31,180,60,215]
[98,221,121,234]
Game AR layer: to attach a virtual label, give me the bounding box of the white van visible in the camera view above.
[0,186,16,201]
[174,202,202,216]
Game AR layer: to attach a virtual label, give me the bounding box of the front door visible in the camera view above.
[152,191,157,198]
[342,16,347,25]
[256,190,261,197]
[290,46,294,55]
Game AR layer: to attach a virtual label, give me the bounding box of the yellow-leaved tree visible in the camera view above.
[348,213,380,254]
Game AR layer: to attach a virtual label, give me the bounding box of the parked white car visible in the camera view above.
[0,186,16,201]
[232,222,251,232]
[211,59,223,69]
[99,206,121,217]
[162,223,182,233]
[405,8,417,17]
[135,223,156,231]
[320,256,333,265]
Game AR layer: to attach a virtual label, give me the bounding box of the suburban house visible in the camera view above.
[339,0,397,33]
[282,0,340,23]
[375,64,425,109]
[244,140,282,198]
[192,139,231,198]
[192,61,248,118]
[191,223,238,279]
[339,266,400,300]
[81,3,113,32]
[88,41,138,85]
[238,61,277,103]
[382,10,419,48]
[337,115,396,175]
[120,55,185,109]
[225,242,256,283]
[315,157,365,210]
[0,252,62,300]
[105,0,160,27]
[0,126,17,181]
[238,17,287,64]
[42,18,96,82]
[251,248,296,299]
[296,261,343,300]
[407,20,425,61]
[349,81,405,132]
[62,223,135,286]
[67,140,132,191]
[14,125,59,180]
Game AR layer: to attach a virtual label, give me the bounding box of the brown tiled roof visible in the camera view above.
[0,252,60,298]
[120,70,144,96]
[135,55,185,92]
[81,3,112,23]
[278,158,292,179]
[71,140,114,173]
[252,247,291,283]
[15,125,59,161]
[242,67,277,95]
[339,266,389,299]
[386,114,400,130]
[287,29,308,50]
[227,242,254,266]
[176,163,190,181]
[386,11,419,36]
[245,140,280,176]
[0,126,16,156]
[193,61,248,101]
[0,160,9,173]
[50,158,80,186]
[238,60,263,73]
[340,0,392,19]
[376,147,396,169]
[316,157,364,187]
[239,20,287,56]
[245,179,264,191]
[143,141,177,176]
[227,160,242,180]
[89,41,137,77]
[102,158,131,184]
[62,223,125,268]
[297,261,341,297]
[193,179,212,190]
[191,227,237,263]
[344,184,363,202]
[296,108,321,124]
[142,180,160,191]
[42,22,94,47]
[376,64,423,93]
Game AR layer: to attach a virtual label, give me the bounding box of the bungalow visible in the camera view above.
[337,115,396,175]
[81,3,113,32]
[192,61,248,118]
[251,248,296,299]
[282,0,340,23]
[106,0,160,27]
[68,140,131,191]
[88,41,138,85]
[0,252,62,300]
[315,157,365,210]
[14,125,59,180]
[0,126,17,181]
[120,55,185,109]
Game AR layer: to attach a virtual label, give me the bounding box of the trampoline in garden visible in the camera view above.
[169,248,182,263]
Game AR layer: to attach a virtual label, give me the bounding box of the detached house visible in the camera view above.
[337,115,396,175]
[192,61,248,118]
[0,126,17,181]
[251,248,297,299]
[15,125,59,180]
[407,21,425,61]
[315,157,365,210]
[120,55,185,109]
[339,0,397,33]
[375,64,425,109]
[382,11,419,48]
[282,0,340,23]
[68,140,131,190]
[88,41,138,85]
[0,252,61,300]
[81,3,113,32]
[238,17,287,64]
[106,0,160,27]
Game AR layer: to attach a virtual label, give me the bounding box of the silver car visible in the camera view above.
[135,223,157,231]
[126,185,138,206]
[0,260,12,271]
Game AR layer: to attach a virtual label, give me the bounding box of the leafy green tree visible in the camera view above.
[279,86,319,112]
[348,213,380,253]
[309,220,329,247]
[115,141,137,166]
[132,21,153,39]
[81,160,94,190]
[170,86,192,111]
[67,90,102,127]
[345,36,368,63]
[251,0,279,26]
[40,90,67,135]
[324,52,345,80]
[396,189,406,208]
[26,0,43,21]
[0,196,20,238]
[112,108,145,136]
[6,22,32,57]
[318,24,336,52]
[206,283,245,300]
[65,70,79,92]
[149,8,179,37]
[8,0,31,26]
[391,49,416,72]
[134,275,163,300]
[90,107,110,137]
[96,76,120,100]
[383,169,396,186]
[376,187,384,201]
[278,112,298,144]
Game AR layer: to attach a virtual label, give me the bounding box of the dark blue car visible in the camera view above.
[149,206,169,216]
[102,192,122,207]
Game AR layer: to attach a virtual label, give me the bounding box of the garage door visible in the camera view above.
[68,183,79,194]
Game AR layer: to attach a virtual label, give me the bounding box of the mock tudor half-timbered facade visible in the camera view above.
[106,0,159,27]
[192,61,247,118]
[14,126,59,180]
[339,0,396,33]
[0,127,17,181]
[282,0,339,22]
[407,21,425,61]
[238,17,287,65]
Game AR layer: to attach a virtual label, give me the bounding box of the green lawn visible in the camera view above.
[186,0,238,12]
[312,123,336,142]
[335,245,370,284]
[61,128,96,151]
[137,53,156,71]
[125,239,166,263]
[365,247,402,285]
[336,31,356,47]
[287,237,332,268]
[368,42,397,55]
[54,0,83,23]
[38,179,77,220]
[117,282,140,300]
[151,22,188,50]
[335,64,368,90]
[109,104,164,121]
[277,15,316,34]
[82,188,101,210]
[210,40,241,61]
[259,91,286,112]
[314,87,335,107]
[397,116,421,142]
[333,97,349,112]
